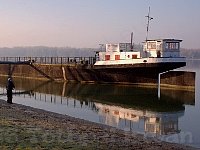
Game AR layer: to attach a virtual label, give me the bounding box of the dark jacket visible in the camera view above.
[6,79,15,91]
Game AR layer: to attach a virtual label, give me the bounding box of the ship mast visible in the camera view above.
[145,7,153,41]
[130,32,134,51]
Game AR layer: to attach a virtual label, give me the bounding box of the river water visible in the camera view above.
[0,60,199,148]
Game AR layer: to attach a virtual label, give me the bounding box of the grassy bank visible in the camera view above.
[0,99,196,150]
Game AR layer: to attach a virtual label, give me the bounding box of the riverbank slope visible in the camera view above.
[0,99,197,150]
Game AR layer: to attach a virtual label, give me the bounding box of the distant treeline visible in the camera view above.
[0,46,199,59]
[0,44,143,57]
[181,48,200,59]
[0,46,95,57]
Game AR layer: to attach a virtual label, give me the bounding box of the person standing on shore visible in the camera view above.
[6,77,15,104]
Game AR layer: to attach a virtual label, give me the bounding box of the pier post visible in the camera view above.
[158,73,161,99]
[158,71,169,99]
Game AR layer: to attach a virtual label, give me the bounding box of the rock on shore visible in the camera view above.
[0,99,197,150]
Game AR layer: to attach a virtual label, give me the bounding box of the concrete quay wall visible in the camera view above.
[0,64,195,88]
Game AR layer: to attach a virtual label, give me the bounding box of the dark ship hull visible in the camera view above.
[91,62,186,84]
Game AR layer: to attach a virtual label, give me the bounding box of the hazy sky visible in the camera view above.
[0,0,200,48]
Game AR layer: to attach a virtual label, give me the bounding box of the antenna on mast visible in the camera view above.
[130,32,134,51]
[145,7,153,41]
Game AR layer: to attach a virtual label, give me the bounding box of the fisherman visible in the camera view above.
[6,77,15,104]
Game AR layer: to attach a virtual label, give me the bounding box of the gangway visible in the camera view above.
[0,60,54,80]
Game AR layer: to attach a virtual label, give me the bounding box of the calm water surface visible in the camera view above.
[0,60,199,148]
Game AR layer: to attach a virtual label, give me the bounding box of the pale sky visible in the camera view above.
[0,0,200,49]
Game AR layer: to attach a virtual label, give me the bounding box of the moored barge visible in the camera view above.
[92,39,186,84]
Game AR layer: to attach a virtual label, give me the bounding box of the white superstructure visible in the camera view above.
[94,39,185,66]
[143,39,182,58]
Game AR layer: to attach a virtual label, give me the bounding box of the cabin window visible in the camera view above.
[165,42,179,50]
[106,44,118,52]
[157,44,162,50]
[176,43,179,49]
[115,55,120,60]
[105,55,110,61]
[132,55,137,59]
[147,42,156,50]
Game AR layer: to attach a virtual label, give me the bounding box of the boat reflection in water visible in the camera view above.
[0,77,195,139]
[63,83,194,139]
[95,102,183,137]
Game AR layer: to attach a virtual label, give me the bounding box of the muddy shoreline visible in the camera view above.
[0,99,197,149]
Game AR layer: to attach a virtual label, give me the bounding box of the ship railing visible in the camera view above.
[0,57,97,65]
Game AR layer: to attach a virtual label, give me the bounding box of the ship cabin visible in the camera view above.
[98,43,140,61]
[98,39,182,61]
[143,39,182,58]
